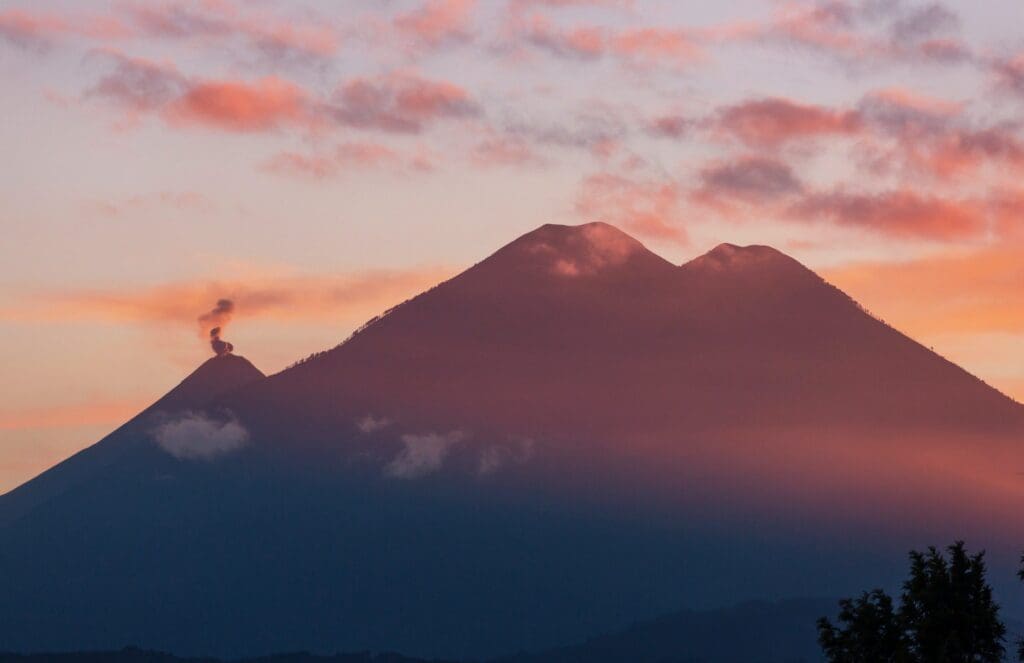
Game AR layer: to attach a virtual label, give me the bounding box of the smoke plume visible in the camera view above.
[199,299,235,355]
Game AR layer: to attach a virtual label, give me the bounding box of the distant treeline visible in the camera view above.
[0,649,458,663]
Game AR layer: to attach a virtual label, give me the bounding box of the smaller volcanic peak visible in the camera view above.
[486,221,673,279]
[679,242,822,294]
[684,242,800,272]
[0,353,266,529]
[156,354,265,412]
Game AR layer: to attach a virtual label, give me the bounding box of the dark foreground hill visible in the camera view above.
[0,598,838,663]
[2,223,1023,659]
[505,598,835,663]
[0,651,452,663]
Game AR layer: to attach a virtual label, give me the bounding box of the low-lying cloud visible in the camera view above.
[152,411,249,460]
[477,436,535,476]
[356,414,392,433]
[385,430,468,479]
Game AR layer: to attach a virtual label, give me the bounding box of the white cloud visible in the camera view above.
[477,436,536,475]
[385,430,468,479]
[356,414,392,433]
[152,411,249,460]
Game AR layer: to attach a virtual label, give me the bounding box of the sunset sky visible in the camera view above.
[1,0,1023,493]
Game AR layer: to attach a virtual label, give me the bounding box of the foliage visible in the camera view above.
[819,541,1005,663]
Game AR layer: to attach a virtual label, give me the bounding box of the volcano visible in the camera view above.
[1,223,1022,660]
[0,354,265,528]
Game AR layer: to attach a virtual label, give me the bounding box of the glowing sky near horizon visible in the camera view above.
[1,0,1023,494]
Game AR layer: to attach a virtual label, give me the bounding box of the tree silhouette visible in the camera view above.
[1017,553,1024,660]
[819,541,1005,663]
[817,589,908,662]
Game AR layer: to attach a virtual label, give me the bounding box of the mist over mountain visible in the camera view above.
[1,223,1022,660]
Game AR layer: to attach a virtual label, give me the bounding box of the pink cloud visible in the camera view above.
[263,142,414,180]
[87,55,479,137]
[471,135,544,167]
[83,191,215,217]
[166,77,309,132]
[856,88,1024,180]
[121,1,339,62]
[720,0,972,69]
[0,8,129,50]
[992,52,1024,99]
[646,114,689,139]
[85,51,187,114]
[508,0,633,9]
[859,87,963,123]
[513,13,700,68]
[575,172,687,242]
[7,267,456,326]
[521,15,604,59]
[0,2,338,63]
[262,152,339,180]
[610,27,701,66]
[693,156,804,210]
[328,72,480,134]
[393,0,477,50]
[715,97,862,147]
[87,52,317,132]
[790,189,988,241]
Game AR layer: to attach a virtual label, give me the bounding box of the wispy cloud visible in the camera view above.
[0,8,128,51]
[325,71,481,134]
[694,155,805,208]
[721,0,973,70]
[261,141,415,179]
[575,172,687,242]
[2,266,455,326]
[0,401,144,431]
[393,0,477,51]
[789,188,989,241]
[825,244,1024,336]
[712,97,863,148]
[510,14,702,70]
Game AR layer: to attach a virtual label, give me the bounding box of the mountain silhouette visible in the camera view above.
[1,223,1022,659]
[0,599,837,663]
[247,222,1018,442]
[0,354,264,528]
[505,597,838,663]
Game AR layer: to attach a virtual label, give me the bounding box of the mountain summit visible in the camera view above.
[489,221,675,278]
[1,223,1022,659]
[238,223,1019,453]
[0,354,264,528]
[158,353,265,410]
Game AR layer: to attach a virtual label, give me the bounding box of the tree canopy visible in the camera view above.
[818,541,1005,663]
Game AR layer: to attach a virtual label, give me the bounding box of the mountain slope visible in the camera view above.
[226,222,1024,520]
[241,223,1020,444]
[1,223,1022,659]
[0,354,264,527]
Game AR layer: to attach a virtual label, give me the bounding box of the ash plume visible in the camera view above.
[199,299,235,356]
